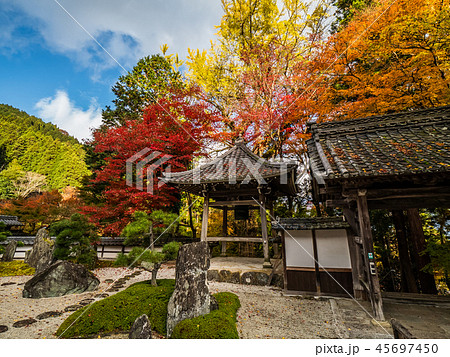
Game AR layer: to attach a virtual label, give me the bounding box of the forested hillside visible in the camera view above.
[0,104,90,197]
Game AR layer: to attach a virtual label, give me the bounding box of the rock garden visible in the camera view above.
[0,237,385,339]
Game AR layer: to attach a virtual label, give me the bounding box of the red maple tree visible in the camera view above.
[82,89,217,236]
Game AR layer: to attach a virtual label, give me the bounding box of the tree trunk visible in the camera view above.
[151,263,160,287]
[406,209,437,294]
[392,210,418,293]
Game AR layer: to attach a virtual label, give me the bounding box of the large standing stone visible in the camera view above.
[129,314,152,339]
[1,240,17,262]
[24,228,54,274]
[22,260,100,298]
[166,241,211,337]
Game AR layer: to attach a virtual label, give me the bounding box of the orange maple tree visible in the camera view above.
[314,0,450,120]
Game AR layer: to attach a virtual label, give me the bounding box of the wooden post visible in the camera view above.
[259,192,272,268]
[311,229,321,294]
[343,208,365,299]
[201,194,209,241]
[221,206,228,256]
[346,227,364,299]
[357,190,385,320]
[281,230,288,290]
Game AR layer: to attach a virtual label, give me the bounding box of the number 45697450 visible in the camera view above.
[375,344,438,354]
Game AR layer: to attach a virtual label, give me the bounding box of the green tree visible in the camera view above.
[115,242,182,286]
[51,213,99,269]
[0,159,25,199]
[121,210,178,247]
[101,54,184,127]
[331,0,373,32]
[0,222,10,255]
[0,105,90,191]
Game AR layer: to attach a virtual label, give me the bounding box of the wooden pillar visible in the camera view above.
[201,194,209,241]
[346,227,365,299]
[259,192,272,268]
[311,229,321,294]
[221,206,228,256]
[343,208,365,299]
[357,190,384,320]
[281,230,288,290]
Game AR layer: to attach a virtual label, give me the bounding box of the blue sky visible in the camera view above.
[0,0,223,140]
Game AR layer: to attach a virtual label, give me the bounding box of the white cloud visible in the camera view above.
[35,90,102,141]
[1,0,223,75]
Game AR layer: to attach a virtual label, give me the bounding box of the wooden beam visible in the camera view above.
[200,194,209,241]
[209,200,258,207]
[357,190,385,320]
[206,236,263,242]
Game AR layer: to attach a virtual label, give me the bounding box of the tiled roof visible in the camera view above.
[272,217,350,230]
[1,236,126,245]
[0,236,38,245]
[0,215,24,226]
[307,106,450,184]
[162,140,297,185]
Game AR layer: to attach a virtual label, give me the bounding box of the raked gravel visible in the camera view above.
[1,264,351,339]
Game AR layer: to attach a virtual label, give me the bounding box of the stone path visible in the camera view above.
[333,299,393,339]
[384,301,450,339]
[209,282,391,339]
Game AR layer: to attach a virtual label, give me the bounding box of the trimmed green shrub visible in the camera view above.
[51,213,98,269]
[113,252,129,267]
[0,261,35,277]
[0,221,9,255]
[56,279,175,338]
[170,292,241,339]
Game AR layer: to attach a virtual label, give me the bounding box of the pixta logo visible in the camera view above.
[126,148,171,194]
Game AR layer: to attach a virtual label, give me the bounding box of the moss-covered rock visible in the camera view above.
[0,261,35,277]
[171,292,240,339]
[56,279,175,338]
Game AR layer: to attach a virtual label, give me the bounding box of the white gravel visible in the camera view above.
[0,265,175,339]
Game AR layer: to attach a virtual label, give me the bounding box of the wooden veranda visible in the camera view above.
[162,138,298,268]
[307,105,450,320]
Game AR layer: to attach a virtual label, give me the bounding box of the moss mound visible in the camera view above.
[56,279,175,338]
[0,261,35,277]
[171,292,241,339]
